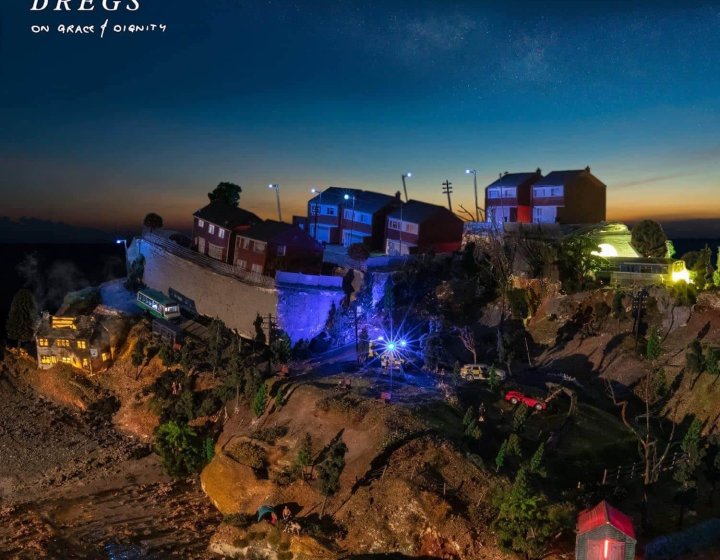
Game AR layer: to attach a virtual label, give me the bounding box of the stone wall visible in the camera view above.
[131,239,344,343]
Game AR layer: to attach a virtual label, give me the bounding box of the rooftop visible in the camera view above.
[486,171,542,188]
[310,187,399,213]
[387,199,455,223]
[239,220,296,243]
[193,200,262,230]
[577,500,636,539]
[536,168,593,186]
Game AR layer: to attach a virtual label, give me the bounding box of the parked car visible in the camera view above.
[504,390,547,411]
[459,363,506,382]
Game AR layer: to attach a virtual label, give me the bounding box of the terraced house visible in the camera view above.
[192,200,261,263]
[35,314,113,373]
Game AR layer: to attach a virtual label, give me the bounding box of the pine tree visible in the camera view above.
[529,442,546,477]
[317,439,347,517]
[706,348,719,377]
[252,383,268,417]
[253,314,266,347]
[512,406,528,434]
[673,418,706,528]
[488,365,500,393]
[465,420,482,441]
[646,327,662,361]
[6,289,38,344]
[295,432,313,479]
[495,440,508,472]
[463,406,474,427]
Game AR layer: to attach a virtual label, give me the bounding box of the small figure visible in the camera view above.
[282,505,291,521]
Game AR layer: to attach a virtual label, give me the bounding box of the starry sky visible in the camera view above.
[1,0,719,234]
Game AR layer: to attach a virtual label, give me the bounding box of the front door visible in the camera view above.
[198,237,206,254]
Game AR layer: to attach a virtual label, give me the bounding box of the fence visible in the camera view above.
[601,452,686,485]
[141,232,276,289]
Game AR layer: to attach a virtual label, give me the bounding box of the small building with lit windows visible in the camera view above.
[35,313,114,374]
[192,200,262,263]
[384,200,464,256]
[576,500,636,560]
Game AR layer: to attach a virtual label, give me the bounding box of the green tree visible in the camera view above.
[253,313,266,347]
[666,239,676,259]
[706,348,719,377]
[714,246,720,287]
[512,406,528,434]
[154,420,206,477]
[556,235,604,292]
[252,383,268,417]
[208,182,242,207]
[132,338,146,379]
[158,343,177,367]
[493,468,571,560]
[488,365,500,393]
[673,418,705,528]
[382,277,395,315]
[529,442,546,477]
[646,327,662,361]
[507,433,522,458]
[683,245,715,290]
[422,330,442,373]
[207,318,228,377]
[495,440,508,473]
[5,289,38,344]
[631,220,668,258]
[463,406,474,427]
[143,212,163,231]
[295,432,313,479]
[465,419,482,441]
[317,439,347,517]
[270,330,292,367]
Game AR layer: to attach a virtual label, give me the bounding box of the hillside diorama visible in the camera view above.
[2,185,720,560]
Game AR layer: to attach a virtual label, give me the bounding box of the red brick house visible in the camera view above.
[531,167,606,224]
[384,200,464,256]
[485,170,542,224]
[307,187,400,249]
[234,220,323,277]
[192,201,261,263]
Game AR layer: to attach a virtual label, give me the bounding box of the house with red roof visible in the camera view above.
[575,500,636,560]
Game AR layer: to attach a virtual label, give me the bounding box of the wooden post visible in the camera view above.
[381,465,388,480]
[602,468,608,486]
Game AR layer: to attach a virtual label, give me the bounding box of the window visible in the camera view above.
[344,209,354,220]
[533,186,563,198]
[325,207,335,216]
[197,219,205,229]
[251,264,263,274]
[38,338,48,347]
[82,358,89,368]
[208,224,215,235]
[241,237,250,249]
[310,204,320,216]
[218,228,225,239]
[277,245,286,256]
[237,259,247,270]
[488,189,501,199]
[404,222,417,234]
[40,355,53,364]
[56,339,70,348]
[101,352,110,361]
[501,187,517,198]
[76,340,87,349]
[61,356,72,364]
[254,242,266,253]
[388,219,401,230]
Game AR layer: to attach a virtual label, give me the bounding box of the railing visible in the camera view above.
[141,232,276,289]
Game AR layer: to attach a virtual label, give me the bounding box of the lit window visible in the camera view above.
[61,356,72,364]
[277,245,286,256]
[254,242,266,253]
[38,338,48,347]
[325,207,335,216]
[198,219,205,229]
[502,187,516,198]
[218,228,225,239]
[40,355,53,364]
[101,352,110,361]
[208,224,215,235]
[77,340,87,349]
[242,237,250,249]
[82,358,89,367]
[388,219,401,230]
[488,189,500,199]
[57,339,70,348]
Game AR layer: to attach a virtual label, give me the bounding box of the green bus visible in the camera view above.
[136,288,181,320]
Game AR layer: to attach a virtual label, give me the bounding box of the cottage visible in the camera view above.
[234,220,323,277]
[384,200,464,256]
[36,313,113,373]
[576,501,636,560]
[192,201,261,263]
[532,167,606,224]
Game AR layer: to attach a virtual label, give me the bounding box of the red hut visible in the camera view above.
[576,501,636,560]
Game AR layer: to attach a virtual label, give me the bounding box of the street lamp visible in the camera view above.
[401,172,412,202]
[465,169,480,222]
[343,193,357,247]
[268,184,282,222]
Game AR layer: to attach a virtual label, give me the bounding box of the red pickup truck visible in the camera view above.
[504,390,547,411]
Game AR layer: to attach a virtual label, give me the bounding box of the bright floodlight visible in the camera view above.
[407,172,412,178]
[466,169,471,174]
[115,239,124,244]
[377,336,384,341]
[387,342,396,351]
[400,339,407,347]
[268,184,274,189]
[311,188,318,193]
[344,194,350,200]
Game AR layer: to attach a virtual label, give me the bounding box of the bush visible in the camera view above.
[226,440,267,470]
[252,383,268,417]
[685,340,705,374]
[252,425,288,444]
[153,421,207,477]
[508,288,530,320]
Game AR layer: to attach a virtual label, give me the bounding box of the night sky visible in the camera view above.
[1,0,719,233]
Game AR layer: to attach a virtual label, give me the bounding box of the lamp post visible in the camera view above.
[465,169,480,222]
[310,188,323,241]
[343,193,357,247]
[401,172,412,202]
[116,238,128,277]
[268,184,282,222]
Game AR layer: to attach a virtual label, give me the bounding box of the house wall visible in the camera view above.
[561,175,606,223]
[234,236,268,274]
[418,212,464,251]
[193,216,233,262]
[266,229,323,277]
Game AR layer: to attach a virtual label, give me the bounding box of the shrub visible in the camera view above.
[252,425,288,444]
[153,421,207,477]
[226,440,267,470]
[252,383,268,417]
[685,340,705,374]
[508,288,530,320]
[706,347,719,376]
[612,291,626,318]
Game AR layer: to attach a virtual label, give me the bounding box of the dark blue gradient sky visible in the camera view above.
[1,0,719,231]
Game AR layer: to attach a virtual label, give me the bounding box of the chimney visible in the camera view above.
[536,167,542,174]
[585,165,591,172]
[503,171,509,176]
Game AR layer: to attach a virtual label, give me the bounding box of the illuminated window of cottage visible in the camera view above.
[77,340,87,349]
[38,338,48,347]
[102,352,110,361]
[61,356,72,364]
[40,355,53,364]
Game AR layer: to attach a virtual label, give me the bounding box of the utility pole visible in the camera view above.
[466,169,479,221]
[442,180,453,212]
[268,184,282,222]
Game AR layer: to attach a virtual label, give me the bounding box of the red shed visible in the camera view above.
[576,501,636,560]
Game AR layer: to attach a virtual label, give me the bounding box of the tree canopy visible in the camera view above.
[208,182,242,207]
[143,212,163,231]
[631,220,668,258]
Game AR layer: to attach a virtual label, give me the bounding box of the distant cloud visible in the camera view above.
[612,172,691,189]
